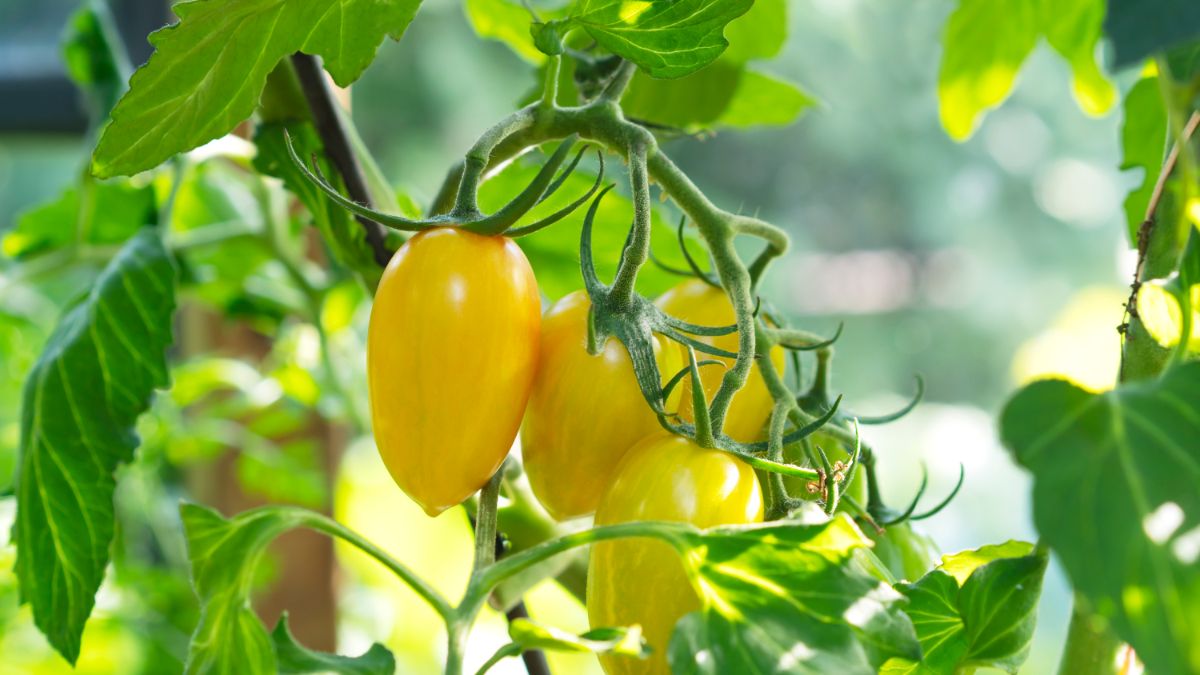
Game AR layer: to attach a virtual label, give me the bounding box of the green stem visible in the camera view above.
[608,146,652,305]
[473,469,504,573]
[475,643,523,675]
[1058,596,1123,675]
[302,513,454,621]
[462,521,694,616]
[454,106,537,218]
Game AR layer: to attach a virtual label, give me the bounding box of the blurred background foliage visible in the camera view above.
[0,0,1138,672]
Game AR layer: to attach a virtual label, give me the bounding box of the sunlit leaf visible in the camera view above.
[880,542,1046,675]
[1137,227,1200,353]
[273,613,395,675]
[13,230,176,663]
[1105,0,1200,69]
[938,0,1114,141]
[572,0,753,79]
[1118,74,1167,241]
[92,0,422,177]
[465,0,566,63]
[667,517,921,674]
[1001,363,1200,675]
[510,618,650,657]
[182,503,301,675]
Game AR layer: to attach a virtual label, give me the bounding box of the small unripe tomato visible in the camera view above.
[367,227,540,516]
[588,434,763,674]
[654,279,786,442]
[521,291,682,520]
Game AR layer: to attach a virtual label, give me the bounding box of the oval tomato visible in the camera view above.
[654,279,786,442]
[588,434,763,674]
[367,227,541,516]
[521,291,681,520]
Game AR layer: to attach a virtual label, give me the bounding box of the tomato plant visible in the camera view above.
[1,0,1198,674]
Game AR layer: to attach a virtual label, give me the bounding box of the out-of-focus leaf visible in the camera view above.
[571,0,753,79]
[13,230,176,663]
[938,0,1115,140]
[1106,0,1200,69]
[4,181,155,259]
[181,504,300,674]
[666,517,921,674]
[881,542,1047,675]
[1001,363,1200,675]
[273,613,395,675]
[61,1,130,124]
[1119,74,1167,241]
[465,0,567,63]
[717,69,815,128]
[92,0,423,177]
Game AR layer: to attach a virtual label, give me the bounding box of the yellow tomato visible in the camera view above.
[367,227,541,516]
[588,434,763,674]
[654,279,786,442]
[521,291,682,520]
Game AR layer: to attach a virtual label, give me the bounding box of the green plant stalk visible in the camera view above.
[301,511,454,620]
[1056,57,1200,675]
[1058,596,1124,675]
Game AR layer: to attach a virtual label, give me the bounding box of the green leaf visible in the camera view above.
[717,69,815,128]
[509,618,650,658]
[181,503,304,674]
[61,1,131,124]
[1105,0,1200,68]
[611,0,796,128]
[1118,74,1168,241]
[571,0,753,79]
[668,516,921,674]
[4,181,156,259]
[13,229,176,663]
[881,542,1047,675]
[273,613,395,675]
[622,62,813,131]
[938,0,1115,140]
[465,0,561,63]
[1000,363,1200,675]
[92,0,422,178]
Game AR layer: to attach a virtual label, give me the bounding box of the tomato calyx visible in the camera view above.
[285,129,604,238]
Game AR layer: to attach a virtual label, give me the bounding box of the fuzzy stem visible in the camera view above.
[610,147,653,304]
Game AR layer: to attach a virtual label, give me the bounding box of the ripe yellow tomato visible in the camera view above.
[654,279,786,442]
[367,227,540,516]
[588,435,763,674]
[521,291,682,520]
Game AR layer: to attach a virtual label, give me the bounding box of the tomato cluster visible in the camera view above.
[365,227,791,672]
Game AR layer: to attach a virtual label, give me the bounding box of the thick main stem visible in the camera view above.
[1058,597,1123,675]
[291,53,391,267]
